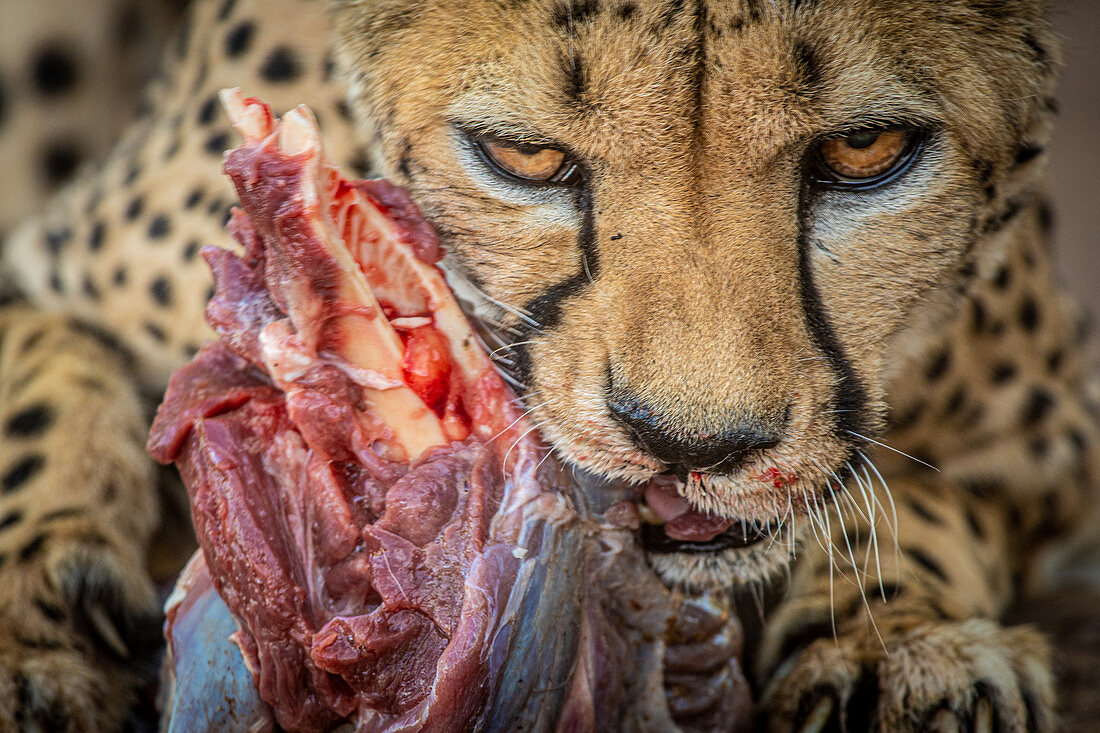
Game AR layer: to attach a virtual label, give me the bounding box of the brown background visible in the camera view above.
[1048,1,1099,318]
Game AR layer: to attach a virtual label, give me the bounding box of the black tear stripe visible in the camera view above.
[513,186,599,391]
[797,191,869,446]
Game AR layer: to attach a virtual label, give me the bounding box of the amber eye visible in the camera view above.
[477,139,579,184]
[815,129,921,186]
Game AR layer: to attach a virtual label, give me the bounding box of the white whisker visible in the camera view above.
[846,429,940,472]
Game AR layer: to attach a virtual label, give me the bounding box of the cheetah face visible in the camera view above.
[333,0,1052,587]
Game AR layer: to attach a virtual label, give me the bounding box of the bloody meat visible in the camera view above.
[149,91,549,732]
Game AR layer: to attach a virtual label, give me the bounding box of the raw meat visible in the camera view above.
[149,90,752,732]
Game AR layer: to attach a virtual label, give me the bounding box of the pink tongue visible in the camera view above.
[644,476,734,543]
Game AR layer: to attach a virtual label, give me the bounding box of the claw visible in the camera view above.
[85,601,129,659]
[799,695,835,733]
[974,696,994,733]
[930,708,961,733]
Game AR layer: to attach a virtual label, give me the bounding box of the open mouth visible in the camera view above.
[567,468,776,558]
[638,522,770,554]
[635,473,774,554]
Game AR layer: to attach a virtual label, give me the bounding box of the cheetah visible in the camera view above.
[0,0,1097,730]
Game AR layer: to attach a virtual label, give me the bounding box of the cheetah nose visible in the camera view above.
[606,392,780,475]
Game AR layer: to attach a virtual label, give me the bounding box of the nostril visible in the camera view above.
[607,391,781,474]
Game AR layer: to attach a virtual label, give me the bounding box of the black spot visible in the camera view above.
[906,498,943,526]
[553,0,600,30]
[197,95,220,126]
[148,214,171,239]
[1018,296,1040,331]
[335,100,353,122]
[41,141,81,185]
[260,46,302,83]
[114,3,142,47]
[866,582,902,603]
[1028,435,1050,458]
[184,342,201,358]
[322,53,337,82]
[992,264,1011,289]
[123,162,140,185]
[182,240,201,262]
[396,139,415,179]
[923,348,951,382]
[112,266,128,287]
[964,506,985,539]
[1038,199,1055,235]
[960,403,985,429]
[82,275,100,301]
[125,196,144,221]
[970,298,987,333]
[942,387,966,418]
[20,330,46,355]
[1068,428,1087,452]
[1023,33,1049,67]
[218,0,238,20]
[45,228,71,255]
[348,148,372,178]
[0,511,23,532]
[149,277,173,307]
[841,526,863,550]
[184,188,204,209]
[1021,387,1055,427]
[48,270,64,293]
[88,221,106,251]
[205,131,230,156]
[563,51,587,102]
[905,547,949,583]
[991,362,1017,385]
[1021,245,1037,269]
[649,0,686,33]
[67,320,134,372]
[18,533,47,562]
[6,403,54,438]
[617,2,637,20]
[793,40,821,91]
[890,401,925,432]
[225,21,255,58]
[959,259,976,282]
[162,137,180,160]
[1013,144,1044,167]
[144,322,167,342]
[982,198,1023,235]
[2,454,45,493]
[31,45,78,96]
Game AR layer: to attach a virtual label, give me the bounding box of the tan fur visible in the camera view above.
[0,0,1093,729]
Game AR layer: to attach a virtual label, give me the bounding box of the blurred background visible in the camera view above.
[1048,0,1099,320]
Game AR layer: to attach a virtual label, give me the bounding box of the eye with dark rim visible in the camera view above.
[811,127,925,190]
[473,136,584,187]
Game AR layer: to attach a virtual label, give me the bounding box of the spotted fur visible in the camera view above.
[0,0,1095,730]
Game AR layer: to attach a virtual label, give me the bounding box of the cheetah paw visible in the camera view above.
[0,525,163,731]
[760,618,1056,732]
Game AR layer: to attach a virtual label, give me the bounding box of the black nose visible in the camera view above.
[607,392,780,474]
